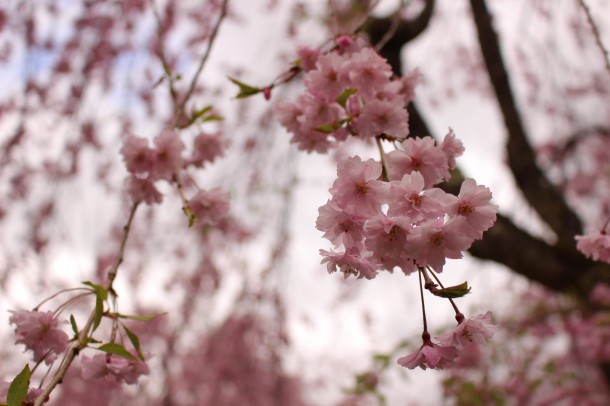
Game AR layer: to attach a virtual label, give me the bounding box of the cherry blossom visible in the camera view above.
[397,334,458,370]
[320,246,378,280]
[576,228,610,264]
[448,178,498,239]
[386,137,450,187]
[81,353,150,385]
[188,188,231,226]
[9,310,69,365]
[436,312,497,348]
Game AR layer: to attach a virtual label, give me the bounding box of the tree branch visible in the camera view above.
[469,0,583,249]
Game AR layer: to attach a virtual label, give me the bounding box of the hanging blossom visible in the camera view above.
[397,332,458,370]
[9,309,69,365]
[398,313,496,370]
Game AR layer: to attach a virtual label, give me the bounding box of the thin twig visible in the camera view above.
[178,0,229,115]
[577,0,610,80]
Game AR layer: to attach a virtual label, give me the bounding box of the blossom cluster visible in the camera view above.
[276,40,420,153]
[398,312,496,370]
[121,129,230,226]
[316,134,498,279]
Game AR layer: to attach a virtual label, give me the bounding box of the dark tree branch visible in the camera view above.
[366,0,435,75]
[469,0,583,249]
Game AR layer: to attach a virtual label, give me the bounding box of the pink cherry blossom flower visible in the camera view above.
[275,100,303,134]
[320,246,377,280]
[576,229,610,264]
[330,156,387,216]
[354,98,409,139]
[441,128,464,171]
[121,135,154,175]
[386,172,453,222]
[363,214,416,274]
[9,309,69,365]
[296,45,320,72]
[190,131,227,168]
[448,178,498,239]
[343,47,392,100]
[304,52,348,102]
[316,199,366,248]
[436,311,496,348]
[386,137,449,187]
[188,188,230,226]
[405,217,474,272]
[152,129,185,180]
[125,176,163,205]
[397,335,458,370]
[81,353,149,385]
[398,68,422,102]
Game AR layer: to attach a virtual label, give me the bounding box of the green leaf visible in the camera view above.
[97,343,136,361]
[7,364,30,406]
[435,281,471,298]
[92,295,104,332]
[336,88,357,108]
[116,312,168,322]
[69,314,78,337]
[228,77,261,98]
[314,119,347,134]
[201,114,224,122]
[190,105,212,120]
[122,323,145,361]
[82,281,108,301]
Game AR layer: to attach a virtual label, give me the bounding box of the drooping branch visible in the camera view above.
[469,0,583,249]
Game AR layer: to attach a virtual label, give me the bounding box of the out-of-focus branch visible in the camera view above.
[469,0,583,249]
[366,0,435,74]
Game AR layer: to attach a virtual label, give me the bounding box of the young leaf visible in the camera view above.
[116,312,168,322]
[227,77,261,98]
[69,314,78,337]
[122,323,145,361]
[7,364,30,406]
[97,343,137,361]
[82,281,108,301]
[92,295,104,332]
[336,88,357,108]
[434,282,471,299]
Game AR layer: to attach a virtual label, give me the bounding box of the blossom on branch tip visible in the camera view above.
[436,311,496,348]
[9,309,69,365]
[397,336,458,370]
